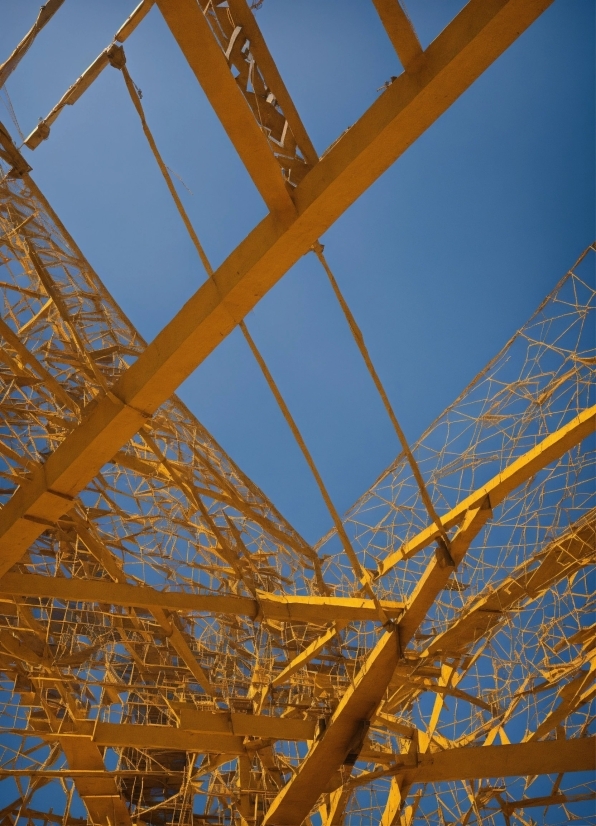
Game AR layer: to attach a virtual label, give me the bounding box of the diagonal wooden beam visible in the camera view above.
[12,670,131,825]
[0,0,556,577]
[226,0,318,167]
[402,736,596,784]
[270,622,346,687]
[262,629,400,825]
[0,0,65,88]
[377,404,596,576]
[397,498,493,651]
[155,0,296,217]
[424,512,596,658]
[371,0,424,71]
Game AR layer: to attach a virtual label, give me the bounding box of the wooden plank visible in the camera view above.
[156,0,295,217]
[407,737,596,783]
[378,405,596,576]
[227,0,318,166]
[263,629,400,825]
[176,706,316,740]
[371,0,423,71]
[92,722,245,754]
[0,572,404,623]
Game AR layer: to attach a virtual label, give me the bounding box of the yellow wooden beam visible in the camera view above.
[0,573,404,623]
[0,0,555,576]
[155,0,295,217]
[59,736,132,826]
[371,0,423,71]
[425,513,596,658]
[0,572,255,615]
[351,737,596,788]
[46,711,317,753]
[226,0,318,167]
[397,499,492,650]
[174,704,316,741]
[262,629,400,825]
[270,622,345,687]
[378,404,596,576]
[92,722,245,754]
[259,592,404,623]
[501,791,596,814]
[404,736,596,784]
[151,606,214,695]
[24,1,155,150]
[115,0,155,43]
[0,0,65,88]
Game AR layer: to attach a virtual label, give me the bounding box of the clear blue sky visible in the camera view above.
[1,0,594,543]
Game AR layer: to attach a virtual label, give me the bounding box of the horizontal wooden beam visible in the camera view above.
[92,722,245,754]
[261,592,404,623]
[0,0,555,578]
[173,705,316,741]
[407,736,596,784]
[23,1,155,150]
[0,0,65,88]
[38,710,317,752]
[0,573,404,624]
[58,736,132,826]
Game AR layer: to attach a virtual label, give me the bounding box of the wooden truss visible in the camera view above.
[0,1,594,825]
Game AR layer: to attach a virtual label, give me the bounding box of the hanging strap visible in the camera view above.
[118,56,388,619]
[312,241,453,562]
[120,62,213,276]
[240,320,389,624]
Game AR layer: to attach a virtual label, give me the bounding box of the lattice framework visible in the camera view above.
[0,1,593,825]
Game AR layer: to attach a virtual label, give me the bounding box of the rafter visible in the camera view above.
[371,0,424,72]
[155,0,297,216]
[262,629,400,825]
[24,1,155,150]
[378,403,596,576]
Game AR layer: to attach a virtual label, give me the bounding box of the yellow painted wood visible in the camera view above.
[175,705,316,740]
[0,573,404,623]
[263,629,400,825]
[156,0,295,217]
[379,404,596,575]
[371,0,423,71]
[407,737,596,783]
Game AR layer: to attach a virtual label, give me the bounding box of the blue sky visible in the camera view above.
[1,0,594,544]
